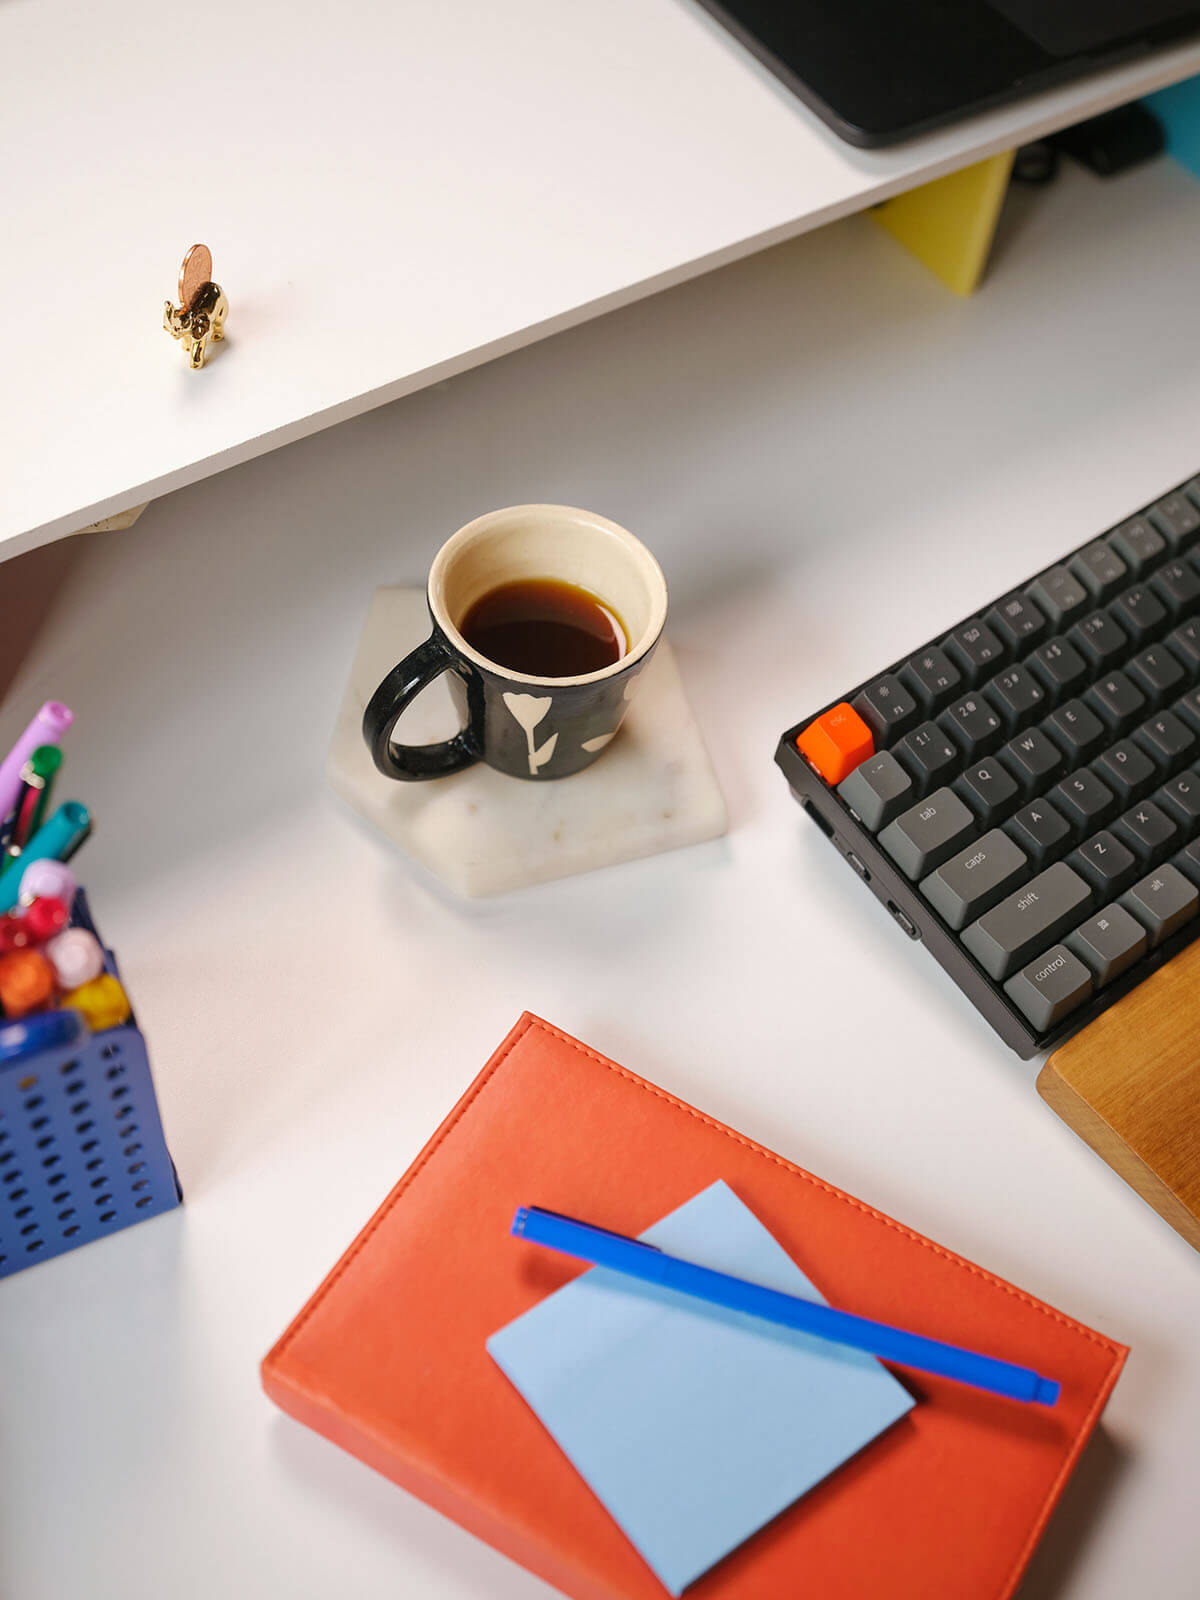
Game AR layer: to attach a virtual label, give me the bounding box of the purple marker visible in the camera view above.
[0,702,72,823]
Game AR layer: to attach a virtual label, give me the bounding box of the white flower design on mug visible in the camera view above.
[502,693,559,776]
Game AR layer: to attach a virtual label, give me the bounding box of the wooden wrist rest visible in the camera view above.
[1038,939,1200,1253]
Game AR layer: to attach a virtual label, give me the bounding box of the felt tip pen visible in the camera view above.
[16,744,63,846]
[0,702,72,823]
[0,801,90,909]
[511,1206,1061,1408]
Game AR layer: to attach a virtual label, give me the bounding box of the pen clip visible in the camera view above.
[512,1205,664,1252]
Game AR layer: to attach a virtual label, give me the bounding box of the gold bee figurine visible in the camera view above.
[163,244,228,369]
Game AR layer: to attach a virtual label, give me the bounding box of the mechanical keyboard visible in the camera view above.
[776,472,1200,1057]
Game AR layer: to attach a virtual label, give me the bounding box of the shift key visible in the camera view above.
[962,862,1093,979]
[879,787,976,879]
[920,830,1028,931]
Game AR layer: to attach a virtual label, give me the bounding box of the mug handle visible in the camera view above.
[363,635,481,780]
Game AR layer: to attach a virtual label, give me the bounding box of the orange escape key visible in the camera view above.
[795,703,874,785]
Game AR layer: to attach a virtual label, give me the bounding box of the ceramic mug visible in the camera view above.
[363,504,668,781]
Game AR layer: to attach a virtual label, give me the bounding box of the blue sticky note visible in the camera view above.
[487,1181,915,1595]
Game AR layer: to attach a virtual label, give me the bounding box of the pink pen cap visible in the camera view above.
[45,927,104,991]
[0,701,72,823]
[17,857,76,908]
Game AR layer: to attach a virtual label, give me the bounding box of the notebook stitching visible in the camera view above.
[274,1012,1120,1360]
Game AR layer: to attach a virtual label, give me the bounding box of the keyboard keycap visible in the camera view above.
[1148,492,1200,550]
[1092,739,1156,803]
[1173,839,1200,886]
[1151,559,1200,617]
[1028,637,1088,702]
[1043,699,1106,763]
[986,593,1047,653]
[878,788,977,879]
[983,666,1046,731]
[1069,610,1128,671]
[899,647,962,711]
[853,675,918,746]
[1027,567,1089,628]
[920,829,1028,931]
[837,751,913,832]
[954,759,1020,826]
[962,862,1092,980]
[1001,727,1064,795]
[1157,769,1200,828]
[1003,945,1093,1030]
[1167,619,1200,674]
[1109,585,1167,646]
[1173,687,1200,734]
[1127,645,1184,701]
[895,721,959,789]
[1133,711,1195,773]
[1085,670,1145,733]
[1070,541,1128,602]
[1006,799,1072,868]
[943,621,1005,683]
[1054,769,1115,829]
[795,703,874,785]
[1069,831,1138,895]
[1108,516,1166,576]
[1120,863,1199,946]
[1112,800,1177,862]
[1065,904,1148,987]
[941,694,1003,759]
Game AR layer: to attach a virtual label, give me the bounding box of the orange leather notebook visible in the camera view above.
[262,1014,1128,1600]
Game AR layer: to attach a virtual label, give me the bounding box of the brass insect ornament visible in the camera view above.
[163,244,228,369]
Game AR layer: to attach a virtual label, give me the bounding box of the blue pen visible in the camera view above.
[513,1205,1060,1407]
[0,800,90,909]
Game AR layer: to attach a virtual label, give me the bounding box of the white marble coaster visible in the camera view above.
[328,587,728,897]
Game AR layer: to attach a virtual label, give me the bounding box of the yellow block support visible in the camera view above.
[873,151,1015,296]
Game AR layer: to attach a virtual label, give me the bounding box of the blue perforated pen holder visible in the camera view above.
[0,892,181,1278]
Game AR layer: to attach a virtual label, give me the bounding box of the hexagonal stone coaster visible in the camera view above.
[328,587,728,897]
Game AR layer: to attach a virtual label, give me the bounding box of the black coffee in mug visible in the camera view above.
[461,578,627,677]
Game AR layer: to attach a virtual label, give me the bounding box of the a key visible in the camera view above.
[1028,637,1088,702]
[1043,699,1106,763]
[899,647,962,711]
[943,621,1005,684]
[1054,769,1115,830]
[1173,839,1200,887]
[1027,567,1089,628]
[1108,517,1166,576]
[1148,491,1200,550]
[920,829,1028,931]
[1068,830,1138,896]
[1109,586,1167,646]
[1070,541,1128,602]
[1092,739,1156,803]
[1085,670,1145,733]
[1069,610,1128,671]
[954,759,1020,826]
[852,675,918,746]
[1167,619,1200,674]
[983,666,1045,731]
[1065,904,1148,987]
[1156,770,1200,829]
[962,861,1093,980]
[1133,711,1195,773]
[940,694,1003,759]
[1173,688,1200,734]
[1003,945,1093,1031]
[1151,559,1200,617]
[878,788,977,880]
[836,751,913,832]
[986,593,1047,653]
[1006,798,1072,868]
[894,722,959,790]
[1112,800,1177,862]
[1120,863,1199,946]
[1001,728,1064,795]
[1127,645,1184,701]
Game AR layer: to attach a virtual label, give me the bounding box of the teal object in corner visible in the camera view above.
[1145,77,1200,178]
[487,1180,915,1597]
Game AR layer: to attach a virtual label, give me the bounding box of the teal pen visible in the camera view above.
[0,800,90,910]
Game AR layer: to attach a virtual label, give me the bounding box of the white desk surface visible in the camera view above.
[4,155,1200,1599]
[5,1,1200,560]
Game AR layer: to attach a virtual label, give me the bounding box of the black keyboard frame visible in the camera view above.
[775,476,1200,1059]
